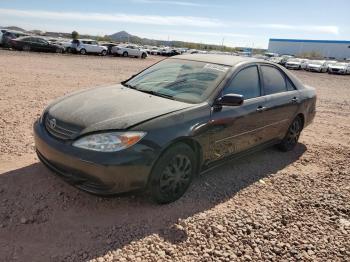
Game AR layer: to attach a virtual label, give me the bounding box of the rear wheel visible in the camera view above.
[80,48,87,55]
[148,143,196,204]
[278,116,303,152]
[123,51,128,57]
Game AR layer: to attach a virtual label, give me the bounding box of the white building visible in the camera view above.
[268,39,350,60]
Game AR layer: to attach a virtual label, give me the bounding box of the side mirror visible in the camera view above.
[216,94,244,106]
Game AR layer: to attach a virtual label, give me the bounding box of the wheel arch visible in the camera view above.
[150,137,203,180]
[296,113,305,129]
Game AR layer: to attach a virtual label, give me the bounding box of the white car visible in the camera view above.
[328,63,350,75]
[150,47,160,55]
[72,39,108,55]
[306,60,328,72]
[111,45,148,58]
[285,58,309,70]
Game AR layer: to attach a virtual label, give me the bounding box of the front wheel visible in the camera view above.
[141,53,147,59]
[148,143,196,204]
[277,116,303,152]
[123,51,128,57]
[101,50,107,56]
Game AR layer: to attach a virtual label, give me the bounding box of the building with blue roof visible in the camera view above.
[268,38,350,60]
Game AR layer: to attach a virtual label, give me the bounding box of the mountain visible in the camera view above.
[0,26,26,32]
[109,31,136,41]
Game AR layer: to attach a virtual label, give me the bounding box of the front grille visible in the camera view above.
[45,116,78,140]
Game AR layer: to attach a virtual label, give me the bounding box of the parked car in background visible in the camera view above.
[328,63,350,74]
[34,54,316,204]
[162,48,181,56]
[324,60,337,71]
[1,29,29,47]
[306,60,328,72]
[58,40,74,53]
[72,39,108,55]
[279,55,294,66]
[285,58,308,70]
[268,57,283,64]
[101,42,119,55]
[10,36,65,53]
[150,47,160,55]
[111,44,148,58]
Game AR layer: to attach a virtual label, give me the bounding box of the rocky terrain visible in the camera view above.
[0,50,349,261]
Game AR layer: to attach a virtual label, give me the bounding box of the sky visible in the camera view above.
[0,0,349,48]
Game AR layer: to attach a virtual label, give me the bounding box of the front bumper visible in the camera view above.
[329,69,346,74]
[34,120,157,195]
[286,64,301,69]
[309,67,321,72]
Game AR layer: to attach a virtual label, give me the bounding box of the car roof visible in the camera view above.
[173,54,260,66]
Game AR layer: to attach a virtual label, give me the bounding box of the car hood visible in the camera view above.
[46,84,194,135]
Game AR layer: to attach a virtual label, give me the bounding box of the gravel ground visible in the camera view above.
[0,50,349,262]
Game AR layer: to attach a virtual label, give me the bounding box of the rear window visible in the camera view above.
[261,66,287,95]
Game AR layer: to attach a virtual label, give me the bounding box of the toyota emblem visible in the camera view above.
[49,118,56,129]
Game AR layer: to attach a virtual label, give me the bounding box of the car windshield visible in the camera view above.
[125,59,230,103]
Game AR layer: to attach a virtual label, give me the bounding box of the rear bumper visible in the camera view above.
[34,120,157,195]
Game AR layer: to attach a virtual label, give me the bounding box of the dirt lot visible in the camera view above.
[0,50,349,262]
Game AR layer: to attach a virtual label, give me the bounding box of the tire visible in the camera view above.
[23,45,30,52]
[277,116,303,152]
[123,51,128,57]
[148,143,196,204]
[66,47,71,53]
[55,48,63,53]
[101,50,107,56]
[80,49,87,55]
[141,53,147,59]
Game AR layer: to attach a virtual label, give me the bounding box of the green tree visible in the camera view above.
[71,31,79,40]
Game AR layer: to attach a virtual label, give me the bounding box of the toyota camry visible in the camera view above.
[34,54,316,204]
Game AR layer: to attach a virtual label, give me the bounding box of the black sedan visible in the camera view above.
[10,36,64,53]
[34,54,316,204]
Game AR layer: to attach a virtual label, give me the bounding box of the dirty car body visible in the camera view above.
[34,54,316,202]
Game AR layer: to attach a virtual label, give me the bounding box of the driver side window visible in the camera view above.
[223,66,261,100]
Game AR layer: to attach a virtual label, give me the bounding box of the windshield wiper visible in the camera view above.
[137,89,176,100]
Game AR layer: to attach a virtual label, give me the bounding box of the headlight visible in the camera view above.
[72,131,146,152]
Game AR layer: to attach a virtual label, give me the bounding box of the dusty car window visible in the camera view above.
[223,66,260,99]
[261,66,287,95]
[125,59,229,103]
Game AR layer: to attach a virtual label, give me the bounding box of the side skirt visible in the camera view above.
[200,139,280,175]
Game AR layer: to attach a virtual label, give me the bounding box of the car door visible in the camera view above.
[208,65,270,163]
[37,39,51,52]
[259,64,301,141]
[91,41,100,53]
[129,46,138,56]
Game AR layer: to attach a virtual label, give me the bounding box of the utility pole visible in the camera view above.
[221,37,225,51]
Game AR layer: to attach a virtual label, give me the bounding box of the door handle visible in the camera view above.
[291,97,298,103]
[256,106,267,112]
